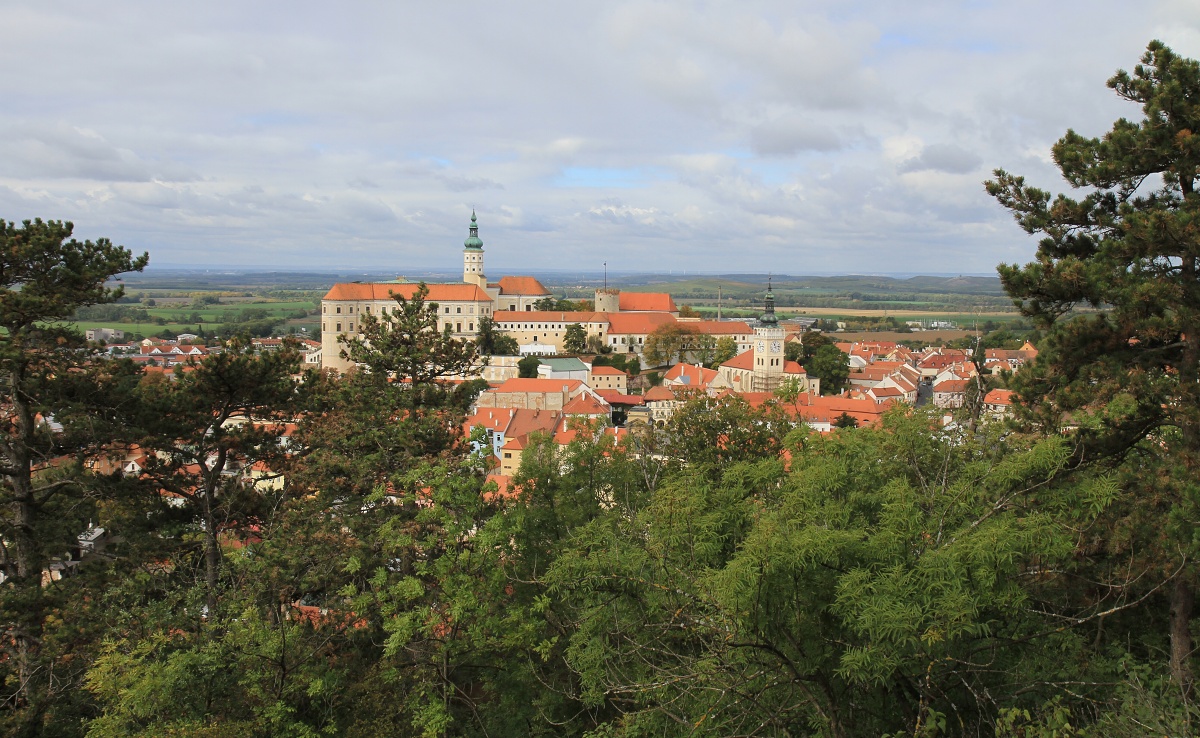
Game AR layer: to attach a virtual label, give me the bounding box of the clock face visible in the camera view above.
[771,341,782,352]
[757,341,765,353]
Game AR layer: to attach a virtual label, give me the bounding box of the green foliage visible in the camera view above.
[563,323,588,354]
[808,343,850,394]
[518,355,541,378]
[987,39,1200,688]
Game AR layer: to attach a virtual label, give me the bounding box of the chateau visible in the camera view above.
[320,212,553,372]
[319,213,807,399]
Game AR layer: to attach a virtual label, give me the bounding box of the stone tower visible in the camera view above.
[752,279,785,392]
[594,288,621,313]
[462,211,487,289]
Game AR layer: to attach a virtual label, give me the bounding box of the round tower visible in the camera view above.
[463,211,486,289]
[595,288,620,313]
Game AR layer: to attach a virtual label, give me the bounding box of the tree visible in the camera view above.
[0,219,147,733]
[711,336,738,367]
[677,305,700,318]
[986,40,1200,689]
[129,340,303,613]
[642,324,696,367]
[833,411,859,428]
[807,343,850,395]
[518,355,541,378]
[563,323,587,354]
[476,315,519,356]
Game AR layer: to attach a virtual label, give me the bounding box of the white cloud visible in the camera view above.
[0,0,1190,273]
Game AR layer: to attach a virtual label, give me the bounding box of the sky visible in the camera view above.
[2,1,1198,276]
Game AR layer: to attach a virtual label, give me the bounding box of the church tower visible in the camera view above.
[752,279,786,392]
[463,211,487,289]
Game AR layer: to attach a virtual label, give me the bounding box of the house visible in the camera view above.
[932,379,970,408]
[537,357,590,382]
[662,362,718,391]
[589,365,629,393]
[983,388,1016,417]
[474,378,596,411]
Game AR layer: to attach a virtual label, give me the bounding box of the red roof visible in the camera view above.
[563,393,610,416]
[720,350,756,371]
[590,365,627,376]
[494,276,550,296]
[503,409,563,440]
[682,320,753,335]
[663,362,718,386]
[595,390,645,406]
[619,292,677,312]
[324,282,491,302]
[934,379,969,393]
[984,388,1016,405]
[606,312,677,334]
[643,386,678,402]
[783,361,806,375]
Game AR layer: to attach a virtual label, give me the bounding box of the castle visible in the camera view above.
[319,212,554,372]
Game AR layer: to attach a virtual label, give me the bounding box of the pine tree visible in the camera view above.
[0,219,147,734]
[987,40,1200,689]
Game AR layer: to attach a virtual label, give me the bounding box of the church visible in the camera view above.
[319,212,553,372]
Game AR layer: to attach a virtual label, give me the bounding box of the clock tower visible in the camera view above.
[752,279,785,392]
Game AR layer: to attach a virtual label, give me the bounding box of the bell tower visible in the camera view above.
[753,278,785,392]
[462,210,487,289]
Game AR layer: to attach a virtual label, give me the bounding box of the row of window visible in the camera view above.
[323,322,475,334]
[324,303,491,316]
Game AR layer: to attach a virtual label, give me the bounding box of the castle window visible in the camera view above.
[469,323,474,331]
[336,322,342,331]
[456,322,462,332]
[445,307,450,314]
[336,306,342,314]
[365,306,370,314]
[457,307,462,314]
[322,306,327,314]
[526,305,532,311]
[348,323,354,331]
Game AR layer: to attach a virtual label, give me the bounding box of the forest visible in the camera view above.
[2,40,1200,737]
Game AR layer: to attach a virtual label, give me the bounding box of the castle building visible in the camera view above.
[320,212,551,372]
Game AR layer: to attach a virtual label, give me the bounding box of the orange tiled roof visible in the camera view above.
[563,393,610,416]
[324,282,492,302]
[984,388,1016,405]
[643,385,678,402]
[720,350,756,371]
[504,409,563,441]
[590,365,627,376]
[619,292,677,312]
[683,320,753,335]
[934,379,969,393]
[783,361,806,375]
[663,362,718,386]
[494,276,551,296]
[606,312,677,334]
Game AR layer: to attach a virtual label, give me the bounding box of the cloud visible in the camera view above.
[0,1,1186,273]
[898,144,984,175]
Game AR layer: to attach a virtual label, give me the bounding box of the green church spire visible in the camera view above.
[463,210,484,251]
[760,277,779,326]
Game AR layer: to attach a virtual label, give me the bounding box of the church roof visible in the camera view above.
[720,349,757,371]
[324,282,492,302]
